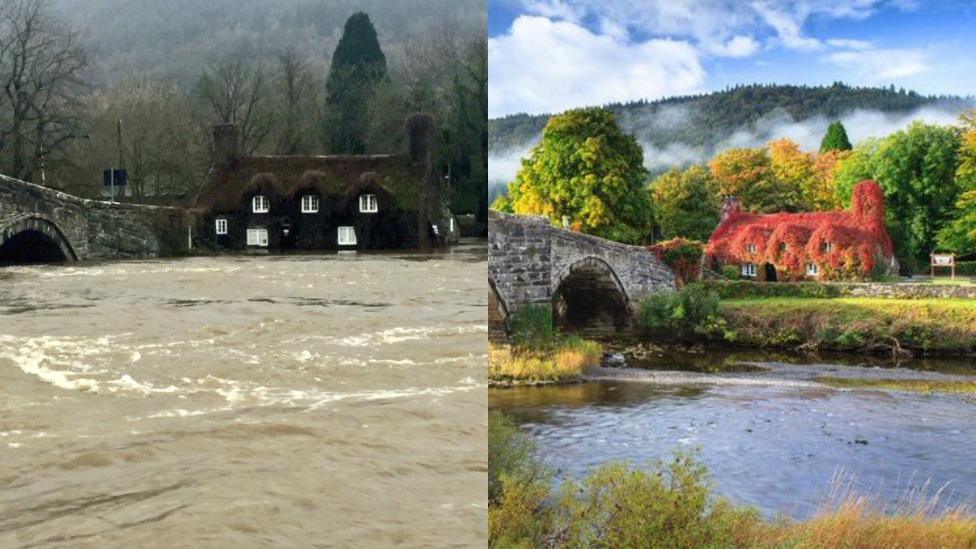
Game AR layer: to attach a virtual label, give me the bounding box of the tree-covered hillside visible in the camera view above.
[490,83,974,154]
[50,0,484,87]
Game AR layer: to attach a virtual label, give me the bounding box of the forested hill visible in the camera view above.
[50,0,484,86]
[489,83,974,153]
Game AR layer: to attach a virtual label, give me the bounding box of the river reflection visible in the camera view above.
[490,354,976,519]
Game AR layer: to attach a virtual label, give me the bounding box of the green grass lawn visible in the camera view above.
[719,297,976,352]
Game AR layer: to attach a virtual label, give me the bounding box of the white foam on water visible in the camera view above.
[0,335,103,392]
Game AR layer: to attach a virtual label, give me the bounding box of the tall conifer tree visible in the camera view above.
[325,12,387,153]
[820,121,853,153]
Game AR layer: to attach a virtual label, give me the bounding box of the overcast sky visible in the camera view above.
[488,0,976,118]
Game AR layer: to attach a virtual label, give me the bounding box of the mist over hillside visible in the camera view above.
[489,83,975,198]
[50,0,484,86]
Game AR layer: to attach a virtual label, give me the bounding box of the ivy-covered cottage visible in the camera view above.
[706,180,898,281]
[192,114,458,251]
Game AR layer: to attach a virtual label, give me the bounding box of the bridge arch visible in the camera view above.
[552,256,631,332]
[488,276,510,342]
[0,215,78,265]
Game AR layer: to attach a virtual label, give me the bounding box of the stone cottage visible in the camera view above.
[192,113,458,252]
[706,179,898,281]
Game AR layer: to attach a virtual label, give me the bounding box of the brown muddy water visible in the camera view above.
[0,242,487,548]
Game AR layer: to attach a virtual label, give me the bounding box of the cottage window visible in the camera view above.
[449,218,455,232]
[246,228,269,247]
[823,242,833,253]
[806,263,819,276]
[746,243,757,253]
[301,195,319,214]
[741,263,757,277]
[252,195,270,213]
[215,218,228,235]
[338,226,357,246]
[359,194,378,213]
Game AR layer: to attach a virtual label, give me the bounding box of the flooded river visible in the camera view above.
[0,242,487,547]
[490,349,976,518]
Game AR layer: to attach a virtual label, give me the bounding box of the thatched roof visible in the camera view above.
[194,154,425,212]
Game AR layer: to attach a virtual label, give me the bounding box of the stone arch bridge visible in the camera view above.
[489,210,676,337]
[0,173,188,265]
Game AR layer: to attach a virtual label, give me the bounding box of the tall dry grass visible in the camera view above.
[489,338,603,383]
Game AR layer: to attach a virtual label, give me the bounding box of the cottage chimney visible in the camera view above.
[720,195,742,222]
[405,113,435,165]
[212,124,240,168]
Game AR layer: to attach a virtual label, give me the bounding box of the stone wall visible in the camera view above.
[549,229,675,302]
[0,174,188,260]
[489,210,552,314]
[835,282,976,300]
[489,210,676,319]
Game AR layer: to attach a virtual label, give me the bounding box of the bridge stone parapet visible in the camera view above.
[489,210,676,333]
[0,173,188,262]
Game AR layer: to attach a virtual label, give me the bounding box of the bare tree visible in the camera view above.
[0,0,88,183]
[195,59,271,154]
[273,48,318,155]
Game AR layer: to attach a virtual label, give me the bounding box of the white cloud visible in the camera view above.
[513,0,908,56]
[709,35,761,57]
[488,16,705,117]
[826,38,873,50]
[823,47,928,79]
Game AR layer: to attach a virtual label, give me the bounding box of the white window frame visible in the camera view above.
[252,195,269,213]
[823,242,833,253]
[806,262,819,276]
[337,226,357,246]
[741,263,757,277]
[449,217,455,233]
[215,218,228,235]
[746,243,757,253]
[246,228,269,247]
[301,194,319,214]
[359,194,378,213]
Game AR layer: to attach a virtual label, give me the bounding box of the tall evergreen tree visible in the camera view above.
[820,121,853,153]
[324,12,387,153]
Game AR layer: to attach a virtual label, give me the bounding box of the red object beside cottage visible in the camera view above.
[705,180,898,281]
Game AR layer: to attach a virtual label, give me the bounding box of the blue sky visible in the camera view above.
[488,0,976,118]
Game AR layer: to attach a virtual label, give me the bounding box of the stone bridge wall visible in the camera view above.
[549,229,675,302]
[488,211,552,314]
[489,210,676,321]
[0,174,189,260]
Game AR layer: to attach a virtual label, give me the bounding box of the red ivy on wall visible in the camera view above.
[705,180,894,281]
[649,238,704,287]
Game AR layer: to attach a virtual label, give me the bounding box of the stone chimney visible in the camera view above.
[212,124,240,168]
[405,113,435,165]
[720,195,741,222]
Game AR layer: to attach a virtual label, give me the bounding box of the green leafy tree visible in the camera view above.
[835,122,962,269]
[505,108,654,244]
[324,12,387,154]
[820,120,853,153]
[709,147,805,213]
[651,166,719,241]
[937,111,976,254]
[936,191,976,255]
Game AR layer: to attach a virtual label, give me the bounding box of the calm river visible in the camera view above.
[490,349,976,518]
[0,242,487,547]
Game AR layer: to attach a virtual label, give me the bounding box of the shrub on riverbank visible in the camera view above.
[720,297,976,354]
[492,307,604,383]
[489,338,603,383]
[637,283,724,338]
[488,412,976,548]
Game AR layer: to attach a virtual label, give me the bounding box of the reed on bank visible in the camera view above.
[488,412,976,548]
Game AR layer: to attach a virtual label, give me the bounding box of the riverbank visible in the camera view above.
[488,339,602,387]
[719,296,976,355]
[489,410,976,548]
